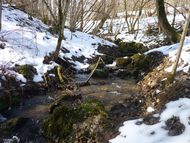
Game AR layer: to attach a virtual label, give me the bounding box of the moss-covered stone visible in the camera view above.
[16,64,37,81]
[42,99,107,142]
[118,42,149,56]
[116,57,132,67]
[131,54,151,71]
[0,117,28,136]
[93,68,109,78]
[48,92,82,113]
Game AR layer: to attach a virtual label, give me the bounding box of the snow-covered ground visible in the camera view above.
[110,98,190,143]
[0,5,114,83]
[2,4,190,143]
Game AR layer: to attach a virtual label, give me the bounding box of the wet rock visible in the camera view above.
[142,114,160,125]
[146,51,165,69]
[0,43,6,49]
[110,104,126,114]
[71,55,86,63]
[164,116,185,136]
[93,69,109,78]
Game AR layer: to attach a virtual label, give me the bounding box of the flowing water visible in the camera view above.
[1,74,139,142]
[75,74,139,110]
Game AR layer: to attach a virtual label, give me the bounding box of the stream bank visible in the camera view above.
[0,41,168,143]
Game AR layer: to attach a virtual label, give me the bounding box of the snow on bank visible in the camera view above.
[146,37,190,73]
[110,98,190,143]
[0,5,114,82]
[0,114,7,123]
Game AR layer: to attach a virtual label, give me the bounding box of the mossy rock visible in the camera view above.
[92,68,109,78]
[131,54,151,71]
[118,42,149,56]
[49,92,82,113]
[42,99,107,142]
[16,64,37,81]
[116,57,132,67]
[0,95,21,112]
[0,117,28,136]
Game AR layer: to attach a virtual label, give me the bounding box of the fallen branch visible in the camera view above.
[77,57,102,87]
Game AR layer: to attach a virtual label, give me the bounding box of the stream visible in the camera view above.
[0,74,139,142]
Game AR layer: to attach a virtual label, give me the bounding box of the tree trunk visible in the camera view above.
[156,0,180,43]
[169,11,190,83]
[45,0,70,63]
[0,0,2,31]
[42,0,57,23]
[52,0,70,61]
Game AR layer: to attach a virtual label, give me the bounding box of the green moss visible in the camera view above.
[79,99,107,117]
[57,66,64,83]
[93,68,109,78]
[131,54,151,71]
[43,99,107,142]
[0,117,28,135]
[49,92,71,113]
[118,42,148,56]
[16,65,37,81]
[116,57,132,67]
[166,73,174,85]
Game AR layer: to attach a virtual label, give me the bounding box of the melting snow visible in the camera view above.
[110,98,190,143]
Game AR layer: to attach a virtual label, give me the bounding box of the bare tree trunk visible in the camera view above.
[53,0,70,61]
[42,0,57,23]
[79,0,84,31]
[169,11,190,83]
[156,0,181,43]
[44,0,70,63]
[92,0,115,35]
[0,0,2,31]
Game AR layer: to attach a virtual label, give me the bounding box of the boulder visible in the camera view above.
[116,57,132,67]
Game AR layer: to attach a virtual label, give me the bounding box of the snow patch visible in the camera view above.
[110,98,190,143]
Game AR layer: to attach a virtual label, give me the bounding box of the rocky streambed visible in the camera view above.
[0,41,170,143]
